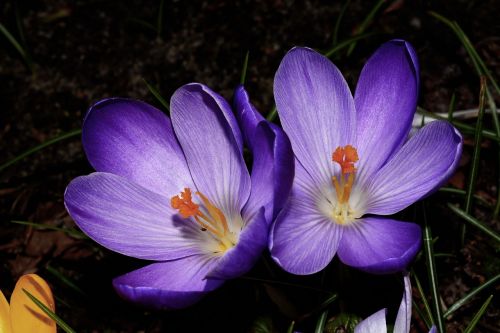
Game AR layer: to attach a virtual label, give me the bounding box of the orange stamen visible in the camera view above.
[171,188,230,240]
[332,145,359,175]
[171,188,200,218]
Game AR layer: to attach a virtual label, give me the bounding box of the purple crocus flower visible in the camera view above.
[269,40,462,275]
[64,83,294,309]
[355,274,436,333]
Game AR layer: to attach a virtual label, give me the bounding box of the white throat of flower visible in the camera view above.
[319,145,364,225]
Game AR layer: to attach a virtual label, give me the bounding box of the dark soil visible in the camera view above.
[1,0,499,332]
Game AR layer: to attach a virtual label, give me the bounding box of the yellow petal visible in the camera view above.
[0,290,12,333]
[10,274,56,333]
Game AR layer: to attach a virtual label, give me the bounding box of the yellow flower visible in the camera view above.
[0,274,56,333]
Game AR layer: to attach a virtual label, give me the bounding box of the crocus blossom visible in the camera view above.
[270,40,462,275]
[64,83,294,309]
[0,274,56,333]
[355,274,436,333]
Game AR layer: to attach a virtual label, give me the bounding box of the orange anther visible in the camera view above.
[171,188,200,218]
[332,145,359,174]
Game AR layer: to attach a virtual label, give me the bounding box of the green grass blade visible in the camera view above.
[462,77,487,243]
[11,220,88,239]
[332,0,351,46]
[447,93,456,121]
[287,321,295,333]
[415,108,499,142]
[447,204,500,243]
[444,273,500,317]
[266,105,277,122]
[297,293,338,322]
[46,265,86,297]
[0,23,33,71]
[422,205,445,333]
[240,51,250,85]
[412,270,435,329]
[346,0,385,56]
[314,309,329,333]
[0,129,81,173]
[463,295,493,333]
[438,187,491,207]
[143,79,170,111]
[22,289,77,333]
[324,32,376,58]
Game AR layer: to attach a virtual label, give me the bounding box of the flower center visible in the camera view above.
[171,188,236,253]
[330,145,359,225]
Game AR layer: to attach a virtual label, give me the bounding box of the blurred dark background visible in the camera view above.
[1,0,499,332]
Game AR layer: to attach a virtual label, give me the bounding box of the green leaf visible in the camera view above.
[463,295,494,333]
[315,309,329,333]
[240,51,250,85]
[46,265,86,297]
[447,204,500,243]
[422,203,445,333]
[0,129,81,173]
[0,23,33,71]
[143,79,170,112]
[444,274,500,317]
[22,288,77,333]
[346,0,386,56]
[11,220,88,239]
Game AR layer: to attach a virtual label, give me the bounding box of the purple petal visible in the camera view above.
[429,326,437,333]
[171,84,251,218]
[364,121,462,215]
[113,255,224,310]
[337,217,421,274]
[355,309,387,333]
[64,172,204,260]
[234,85,294,222]
[394,273,412,333]
[274,47,356,185]
[82,98,194,197]
[233,85,265,149]
[354,40,419,183]
[243,121,294,223]
[208,209,268,280]
[269,163,343,275]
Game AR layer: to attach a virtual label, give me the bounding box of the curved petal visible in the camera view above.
[113,255,224,310]
[269,164,343,275]
[355,309,387,333]
[355,40,419,183]
[394,273,412,333]
[274,47,356,186]
[0,290,11,333]
[64,172,206,261]
[82,98,194,197]
[337,217,421,274]
[364,121,462,215]
[10,274,56,333]
[208,209,268,280]
[246,124,295,223]
[233,84,265,149]
[171,83,251,219]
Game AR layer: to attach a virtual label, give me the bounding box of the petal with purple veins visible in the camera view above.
[64,172,205,261]
[82,98,194,197]
[363,121,462,215]
[269,163,343,275]
[171,84,251,219]
[274,47,356,186]
[354,40,419,183]
[354,309,387,333]
[113,255,223,310]
[337,217,421,274]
